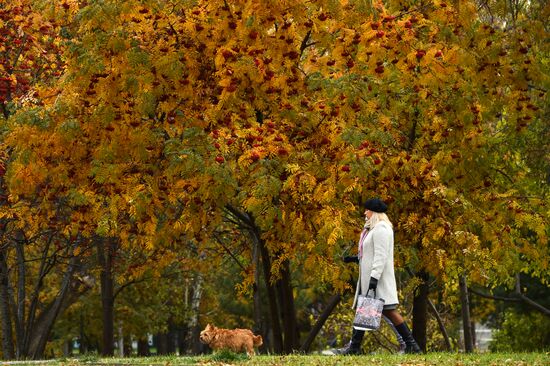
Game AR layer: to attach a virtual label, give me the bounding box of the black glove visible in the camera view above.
[368,277,378,291]
[343,255,359,264]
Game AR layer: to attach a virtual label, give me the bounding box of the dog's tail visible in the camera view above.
[253,335,263,347]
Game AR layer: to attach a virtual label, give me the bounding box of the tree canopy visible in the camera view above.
[0,0,548,359]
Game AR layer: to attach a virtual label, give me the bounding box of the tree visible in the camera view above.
[0,0,78,360]
[3,0,548,356]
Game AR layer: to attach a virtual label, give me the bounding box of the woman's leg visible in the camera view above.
[383,315,406,353]
[382,309,422,354]
[324,328,364,355]
[383,309,404,325]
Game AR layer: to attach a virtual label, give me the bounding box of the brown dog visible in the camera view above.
[199,323,263,356]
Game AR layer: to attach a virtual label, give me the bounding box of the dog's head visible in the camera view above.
[199,324,216,344]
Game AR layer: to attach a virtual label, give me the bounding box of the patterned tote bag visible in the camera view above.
[352,290,385,331]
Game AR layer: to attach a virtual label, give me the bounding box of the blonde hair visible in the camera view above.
[365,212,393,229]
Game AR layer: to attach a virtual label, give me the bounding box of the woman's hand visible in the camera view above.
[368,277,378,291]
[343,256,359,264]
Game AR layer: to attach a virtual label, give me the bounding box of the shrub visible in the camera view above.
[489,309,550,352]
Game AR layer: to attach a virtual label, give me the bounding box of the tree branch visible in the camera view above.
[514,274,550,316]
[469,280,550,317]
[299,30,312,57]
[212,232,246,272]
[371,329,397,352]
[300,294,341,353]
[427,298,452,351]
[224,204,254,229]
[492,167,515,184]
[468,287,520,302]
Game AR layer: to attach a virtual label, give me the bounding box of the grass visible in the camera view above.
[3,352,549,365]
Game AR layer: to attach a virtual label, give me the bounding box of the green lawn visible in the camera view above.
[5,352,549,366]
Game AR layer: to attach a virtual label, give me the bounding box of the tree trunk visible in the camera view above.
[137,338,150,356]
[224,205,282,352]
[97,237,115,356]
[117,321,124,356]
[459,274,474,353]
[23,234,56,357]
[252,235,263,343]
[123,336,132,357]
[471,320,476,348]
[155,333,168,355]
[278,260,299,353]
[301,293,342,353]
[412,270,429,352]
[177,326,187,355]
[258,236,283,353]
[27,250,79,359]
[14,235,26,358]
[156,325,177,355]
[0,249,15,359]
[79,313,89,354]
[63,340,72,357]
[0,233,85,359]
[167,325,177,354]
[188,272,203,354]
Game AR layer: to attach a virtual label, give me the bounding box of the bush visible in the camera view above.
[489,309,550,352]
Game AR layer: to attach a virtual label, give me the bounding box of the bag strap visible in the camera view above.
[366,288,377,298]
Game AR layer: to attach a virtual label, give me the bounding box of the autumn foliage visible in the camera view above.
[0,0,548,359]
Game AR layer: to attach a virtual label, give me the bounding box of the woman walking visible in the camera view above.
[329,198,421,355]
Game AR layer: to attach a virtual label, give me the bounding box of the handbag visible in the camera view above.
[352,289,385,331]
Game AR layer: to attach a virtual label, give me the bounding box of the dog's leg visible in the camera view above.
[245,340,254,356]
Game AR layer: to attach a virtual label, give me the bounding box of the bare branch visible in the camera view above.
[299,30,312,58]
[212,232,246,272]
[469,279,550,317]
[514,274,550,316]
[427,298,452,351]
[468,287,520,302]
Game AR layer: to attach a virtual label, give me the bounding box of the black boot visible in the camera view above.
[395,322,422,354]
[325,328,364,355]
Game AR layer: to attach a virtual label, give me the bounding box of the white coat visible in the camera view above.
[353,220,398,308]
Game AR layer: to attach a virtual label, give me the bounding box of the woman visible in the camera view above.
[331,198,421,355]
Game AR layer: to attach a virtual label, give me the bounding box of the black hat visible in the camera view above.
[363,198,387,213]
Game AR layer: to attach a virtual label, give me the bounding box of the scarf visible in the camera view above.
[358,219,371,259]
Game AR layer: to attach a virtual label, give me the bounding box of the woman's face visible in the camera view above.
[364,209,373,220]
